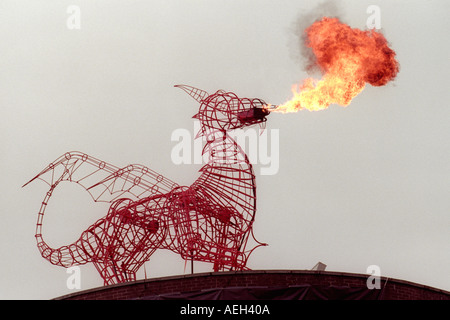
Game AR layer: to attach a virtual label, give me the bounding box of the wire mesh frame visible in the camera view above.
[25,85,269,285]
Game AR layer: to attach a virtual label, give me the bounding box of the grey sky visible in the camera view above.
[1,0,449,299]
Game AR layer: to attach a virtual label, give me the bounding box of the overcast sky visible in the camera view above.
[1,0,449,299]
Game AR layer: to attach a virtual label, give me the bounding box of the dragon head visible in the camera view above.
[175,85,271,136]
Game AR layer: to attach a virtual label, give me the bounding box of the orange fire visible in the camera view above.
[273,17,399,113]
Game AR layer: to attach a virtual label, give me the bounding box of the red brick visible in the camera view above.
[56,270,450,300]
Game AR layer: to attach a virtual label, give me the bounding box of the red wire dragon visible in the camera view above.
[24,85,273,285]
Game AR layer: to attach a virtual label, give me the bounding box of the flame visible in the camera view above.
[274,17,399,113]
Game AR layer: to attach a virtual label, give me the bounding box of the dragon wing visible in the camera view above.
[23,151,179,203]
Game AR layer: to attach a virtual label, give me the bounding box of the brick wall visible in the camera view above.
[56,270,450,300]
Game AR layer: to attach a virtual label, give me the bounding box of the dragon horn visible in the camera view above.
[174,84,209,103]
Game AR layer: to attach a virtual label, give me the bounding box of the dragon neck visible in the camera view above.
[202,129,253,173]
[192,129,256,217]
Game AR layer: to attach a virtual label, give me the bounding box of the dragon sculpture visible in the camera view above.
[24,85,272,285]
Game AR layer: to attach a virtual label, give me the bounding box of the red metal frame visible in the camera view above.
[24,85,271,285]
